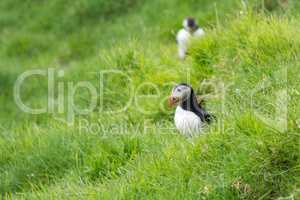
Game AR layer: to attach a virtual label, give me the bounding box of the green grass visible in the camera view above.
[0,0,300,199]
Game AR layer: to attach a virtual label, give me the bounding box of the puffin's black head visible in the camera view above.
[168,83,193,107]
[183,17,198,31]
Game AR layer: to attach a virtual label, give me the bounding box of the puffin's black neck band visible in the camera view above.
[191,25,199,32]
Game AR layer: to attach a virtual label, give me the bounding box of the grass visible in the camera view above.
[0,0,300,199]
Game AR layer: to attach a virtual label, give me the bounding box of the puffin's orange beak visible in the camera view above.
[168,96,180,107]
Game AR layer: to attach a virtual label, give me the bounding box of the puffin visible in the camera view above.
[176,17,205,60]
[168,83,214,136]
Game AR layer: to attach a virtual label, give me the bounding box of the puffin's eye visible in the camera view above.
[177,88,181,92]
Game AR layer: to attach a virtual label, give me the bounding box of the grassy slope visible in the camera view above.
[0,0,300,199]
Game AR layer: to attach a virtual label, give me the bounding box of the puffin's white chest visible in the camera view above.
[174,106,203,136]
[176,29,191,45]
[176,29,191,59]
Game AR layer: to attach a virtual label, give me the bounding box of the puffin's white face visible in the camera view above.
[183,19,190,30]
[168,84,192,107]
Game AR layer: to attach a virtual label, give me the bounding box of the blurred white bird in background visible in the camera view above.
[176,17,205,60]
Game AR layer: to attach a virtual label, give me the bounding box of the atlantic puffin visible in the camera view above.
[176,17,205,60]
[168,83,213,136]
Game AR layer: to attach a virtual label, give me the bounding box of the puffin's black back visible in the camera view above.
[179,84,214,123]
